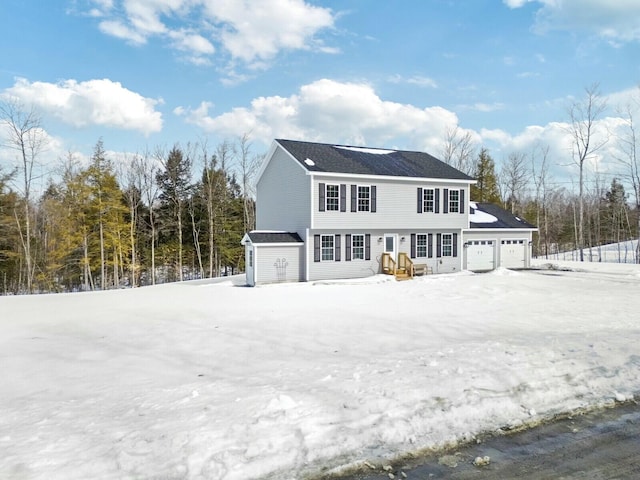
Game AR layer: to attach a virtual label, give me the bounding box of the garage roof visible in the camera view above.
[470,202,536,229]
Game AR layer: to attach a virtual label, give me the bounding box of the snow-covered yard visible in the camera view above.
[1,260,639,479]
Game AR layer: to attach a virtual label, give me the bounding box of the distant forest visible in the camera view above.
[2,86,640,294]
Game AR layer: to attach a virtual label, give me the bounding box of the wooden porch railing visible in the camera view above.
[381,252,396,275]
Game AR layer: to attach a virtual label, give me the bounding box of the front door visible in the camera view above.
[383,233,398,261]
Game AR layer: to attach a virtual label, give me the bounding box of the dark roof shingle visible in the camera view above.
[247,231,304,244]
[276,139,474,181]
[470,202,536,229]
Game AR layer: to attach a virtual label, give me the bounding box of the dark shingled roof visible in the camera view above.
[470,202,537,229]
[276,139,474,181]
[247,231,304,244]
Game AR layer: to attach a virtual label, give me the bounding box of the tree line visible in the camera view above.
[2,84,640,294]
[442,85,640,264]
[1,100,259,294]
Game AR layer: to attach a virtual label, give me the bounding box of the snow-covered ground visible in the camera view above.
[1,261,639,480]
[539,239,639,264]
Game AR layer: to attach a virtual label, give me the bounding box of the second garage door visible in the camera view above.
[500,239,526,269]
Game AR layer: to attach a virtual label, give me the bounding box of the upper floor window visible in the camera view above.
[417,187,439,213]
[326,184,339,211]
[350,184,377,213]
[423,188,435,213]
[358,186,370,211]
[449,190,460,213]
[319,183,346,212]
[443,188,465,214]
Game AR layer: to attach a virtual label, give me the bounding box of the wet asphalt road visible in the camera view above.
[322,401,640,480]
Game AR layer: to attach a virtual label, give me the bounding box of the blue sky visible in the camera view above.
[1,0,639,186]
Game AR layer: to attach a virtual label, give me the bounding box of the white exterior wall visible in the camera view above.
[256,146,310,233]
[311,175,470,231]
[463,230,534,269]
[255,245,304,284]
[307,228,463,281]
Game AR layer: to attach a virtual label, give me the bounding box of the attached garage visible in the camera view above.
[465,239,496,272]
[464,202,537,272]
[500,239,527,269]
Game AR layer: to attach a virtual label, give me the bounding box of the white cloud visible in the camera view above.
[506,0,640,43]
[388,75,438,88]
[3,78,163,135]
[175,79,459,152]
[84,0,336,70]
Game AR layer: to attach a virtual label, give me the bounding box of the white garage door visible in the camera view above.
[500,239,526,269]
[466,240,495,271]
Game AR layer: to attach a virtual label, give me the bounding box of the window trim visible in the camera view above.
[448,190,460,213]
[320,234,334,262]
[441,233,453,257]
[357,185,371,212]
[423,188,435,213]
[351,234,365,260]
[325,183,340,211]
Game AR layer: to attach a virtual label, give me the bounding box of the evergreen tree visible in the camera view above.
[470,148,502,204]
[156,145,192,282]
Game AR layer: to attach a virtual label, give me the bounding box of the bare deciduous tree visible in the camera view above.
[441,126,476,175]
[0,100,48,292]
[500,152,529,213]
[566,83,608,261]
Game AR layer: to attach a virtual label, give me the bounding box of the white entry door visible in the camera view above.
[383,233,398,261]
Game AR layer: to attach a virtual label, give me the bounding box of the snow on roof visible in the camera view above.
[469,206,498,224]
[334,145,396,155]
[304,158,315,166]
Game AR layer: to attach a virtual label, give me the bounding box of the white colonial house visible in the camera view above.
[241,139,536,286]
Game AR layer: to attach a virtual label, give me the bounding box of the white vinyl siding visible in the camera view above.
[256,146,310,232]
[313,176,469,231]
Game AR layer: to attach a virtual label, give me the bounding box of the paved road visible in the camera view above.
[323,401,640,480]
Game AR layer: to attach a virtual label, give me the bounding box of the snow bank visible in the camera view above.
[1,266,639,479]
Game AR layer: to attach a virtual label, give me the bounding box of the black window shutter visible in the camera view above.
[428,234,433,258]
[319,183,325,212]
[435,188,440,213]
[436,233,442,258]
[365,234,371,260]
[345,234,352,261]
[417,188,423,213]
[314,235,320,262]
[340,184,347,212]
[443,189,449,214]
[350,185,357,212]
[453,233,458,257]
[334,234,341,261]
[460,189,465,214]
[410,233,416,258]
[371,186,377,212]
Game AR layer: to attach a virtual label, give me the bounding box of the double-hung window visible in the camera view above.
[442,234,453,257]
[357,186,370,212]
[448,190,459,213]
[325,184,339,211]
[423,188,435,213]
[321,235,334,261]
[416,234,428,257]
[351,234,365,260]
